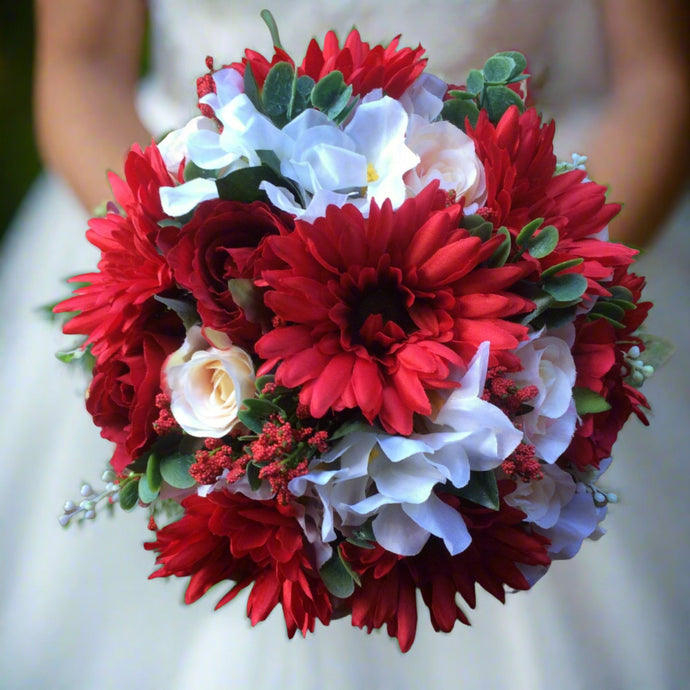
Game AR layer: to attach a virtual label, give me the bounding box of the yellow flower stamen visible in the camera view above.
[367,163,379,183]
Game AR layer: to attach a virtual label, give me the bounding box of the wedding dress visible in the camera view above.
[1,1,688,688]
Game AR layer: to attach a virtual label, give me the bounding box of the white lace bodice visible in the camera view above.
[139,0,609,155]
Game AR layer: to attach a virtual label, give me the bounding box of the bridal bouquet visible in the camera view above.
[57,14,661,651]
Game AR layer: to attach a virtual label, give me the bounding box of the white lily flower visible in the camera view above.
[289,342,522,557]
[398,72,447,121]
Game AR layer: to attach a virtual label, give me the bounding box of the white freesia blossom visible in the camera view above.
[290,342,522,556]
[163,326,255,438]
[405,117,487,212]
[504,463,576,528]
[509,329,577,464]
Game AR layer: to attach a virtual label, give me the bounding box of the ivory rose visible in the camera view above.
[164,327,255,437]
[404,118,487,211]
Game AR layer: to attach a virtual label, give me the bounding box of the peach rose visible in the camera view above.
[405,118,487,212]
[163,327,255,437]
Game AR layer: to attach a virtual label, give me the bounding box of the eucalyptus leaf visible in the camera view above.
[483,84,525,124]
[262,61,295,125]
[540,258,584,279]
[138,476,159,504]
[446,89,477,101]
[588,313,625,329]
[255,374,276,393]
[608,298,636,312]
[543,273,587,302]
[515,217,544,247]
[637,333,676,369]
[495,51,528,80]
[441,98,480,131]
[119,479,140,511]
[319,550,358,598]
[573,387,611,415]
[609,285,634,302]
[488,226,511,267]
[311,71,347,112]
[159,453,196,489]
[238,397,285,434]
[483,55,515,84]
[591,301,626,322]
[526,225,559,259]
[452,471,500,511]
[330,418,372,441]
[290,74,315,119]
[466,69,485,95]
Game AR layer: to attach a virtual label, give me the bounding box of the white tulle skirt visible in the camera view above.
[1,173,688,689]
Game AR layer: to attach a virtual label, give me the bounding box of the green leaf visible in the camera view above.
[319,550,359,598]
[483,84,525,124]
[591,301,626,322]
[515,217,544,247]
[483,55,515,84]
[573,387,611,415]
[243,63,263,113]
[452,471,500,510]
[260,9,284,49]
[466,69,485,95]
[441,98,480,131]
[495,51,528,80]
[290,74,315,119]
[145,452,163,493]
[246,462,262,491]
[154,295,199,330]
[520,289,555,325]
[637,333,675,370]
[311,71,348,113]
[238,397,285,434]
[55,344,93,366]
[488,226,511,267]
[227,278,272,329]
[119,479,140,511]
[609,285,634,302]
[446,89,477,101]
[255,374,275,394]
[261,61,295,125]
[346,520,376,549]
[159,452,196,489]
[543,273,588,302]
[539,258,584,279]
[215,164,298,205]
[138,476,159,504]
[526,225,559,259]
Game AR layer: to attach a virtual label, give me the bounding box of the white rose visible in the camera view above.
[163,327,255,437]
[404,118,487,212]
[510,332,577,464]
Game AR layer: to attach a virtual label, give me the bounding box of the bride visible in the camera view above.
[1,1,688,688]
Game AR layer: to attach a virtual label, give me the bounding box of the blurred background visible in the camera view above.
[0,2,40,245]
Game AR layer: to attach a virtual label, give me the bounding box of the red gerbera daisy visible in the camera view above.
[342,484,551,652]
[255,184,533,435]
[145,490,332,638]
[55,143,177,361]
[300,29,428,98]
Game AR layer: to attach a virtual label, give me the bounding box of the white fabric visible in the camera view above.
[1,2,689,688]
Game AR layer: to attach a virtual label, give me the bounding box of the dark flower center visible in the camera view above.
[350,282,416,350]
